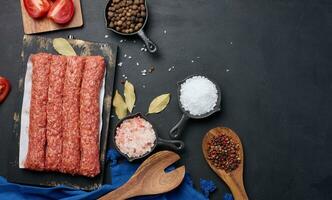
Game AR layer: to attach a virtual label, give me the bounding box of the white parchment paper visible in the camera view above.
[19,57,105,168]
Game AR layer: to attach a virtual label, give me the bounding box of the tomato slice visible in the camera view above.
[0,76,10,103]
[23,0,51,19]
[48,0,75,24]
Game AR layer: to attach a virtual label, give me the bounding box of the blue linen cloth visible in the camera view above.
[0,149,224,200]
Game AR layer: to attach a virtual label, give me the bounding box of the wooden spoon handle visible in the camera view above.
[228,176,249,200]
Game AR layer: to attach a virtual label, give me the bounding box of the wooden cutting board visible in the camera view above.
[20,0,83,34]
[7,35,117,190]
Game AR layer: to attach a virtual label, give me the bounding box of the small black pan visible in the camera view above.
[113,113,184,162]
[104,0,157,53]
[169,75,222,139]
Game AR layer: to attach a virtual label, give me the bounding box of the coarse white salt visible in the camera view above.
[180,76,218,116]
[115,116,156,158]
[118,62,123,67]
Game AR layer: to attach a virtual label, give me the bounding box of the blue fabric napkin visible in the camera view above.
[0,149,222,200]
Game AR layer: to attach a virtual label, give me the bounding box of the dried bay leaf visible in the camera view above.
[53,38,77,56]
[148,93,171,114]
[113,90,127,119]
[124,80,136,113]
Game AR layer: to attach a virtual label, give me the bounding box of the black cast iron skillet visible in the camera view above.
[104,0,157,53]
[169,74,222,139]
[113,113,184,162]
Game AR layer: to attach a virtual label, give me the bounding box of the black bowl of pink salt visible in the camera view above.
[113,113,184,161]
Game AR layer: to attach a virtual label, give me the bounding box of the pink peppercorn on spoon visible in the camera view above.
[98,151,185,200]
[202,127,249,200]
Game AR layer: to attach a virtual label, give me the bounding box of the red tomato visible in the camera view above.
[0,76,10,103]
[48,0,75,24]
[23,0,51,19]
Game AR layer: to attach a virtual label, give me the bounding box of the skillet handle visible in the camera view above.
[158,138,184,151]
[137,30,157,53]
[169,114,189,139]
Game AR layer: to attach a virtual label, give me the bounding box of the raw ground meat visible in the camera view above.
[79,56,105,177]
[45,55,66,171]
[25,53,51,170]
[61,56,84,175]
[25,53,104,177]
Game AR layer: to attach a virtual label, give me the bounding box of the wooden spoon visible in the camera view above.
[202,127,249,200]
[98,151,185,200]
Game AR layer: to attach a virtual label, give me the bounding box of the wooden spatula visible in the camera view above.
[98,151,185,200]
[202,127,249,200]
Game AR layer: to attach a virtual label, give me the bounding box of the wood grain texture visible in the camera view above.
[202,127,249,200]
[98,151,185,200]
[20,0,83,34]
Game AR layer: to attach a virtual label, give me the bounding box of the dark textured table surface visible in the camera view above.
[0,0,331,199]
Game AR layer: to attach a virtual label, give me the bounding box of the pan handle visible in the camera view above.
[157,138,184,151]
[137,30,157,53]
[169,114,189,139]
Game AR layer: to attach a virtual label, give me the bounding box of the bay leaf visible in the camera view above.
[124,80,136,113]
[148,93,171,114]
[113,90,127,119]
[53,38,77,56]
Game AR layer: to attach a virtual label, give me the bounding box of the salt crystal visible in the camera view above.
[115,116,156,158]
[120,40,124,43]
[124,54,127,58]
[118,62,123,67]
[191,60,195,63]
[168,68,172,72]
[105,35,109,38]
[136,62,140,66]
[226,69,230,72]
[128,56,132,59]
[179,76,218,116]
[163,30,167,34]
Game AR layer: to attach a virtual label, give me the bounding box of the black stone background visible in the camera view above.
[0,0,331,199]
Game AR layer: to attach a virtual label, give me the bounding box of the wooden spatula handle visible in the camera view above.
[98,183,137,200]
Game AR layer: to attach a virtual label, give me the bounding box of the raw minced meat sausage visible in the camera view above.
[79,56,105,177]
[25,53,104,177]
[45,55,66,171]
[25,53,51,170]
[61,56,84,175]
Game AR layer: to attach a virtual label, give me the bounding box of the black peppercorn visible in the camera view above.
[107,0,146,33]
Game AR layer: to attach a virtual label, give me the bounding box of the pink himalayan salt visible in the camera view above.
[115,116,156,158]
